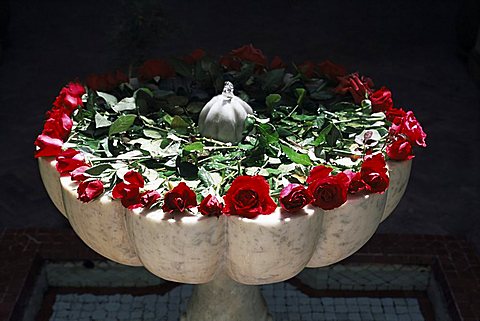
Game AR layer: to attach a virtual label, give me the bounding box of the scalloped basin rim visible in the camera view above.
[38,156,407,284]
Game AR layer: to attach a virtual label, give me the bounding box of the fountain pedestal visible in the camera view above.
[181,271,271,321]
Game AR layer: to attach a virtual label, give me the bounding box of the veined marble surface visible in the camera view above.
[38,157,410,284]
[382,160,412,222]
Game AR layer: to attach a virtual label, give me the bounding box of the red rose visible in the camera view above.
[140,190,161,209]
[77,179,104,203]
[162,182,197,213]
[386,136,414,161]
[86,70,128,92]
[270,56,286,70]
[138,59,175,81]
[298,60,317,79]
[335,73,374,104]
[55,148,88,175]
[370,87,393,113]
[230,44,267,66]
[223,176,277,218]
[344,170,368,194]
[386,107,406,122]
[113,182,142,209]
[219,55,241,71]
[34,134,63,158]
[308,172,350,210]
[71,165,91,182]
[112,170,146,209]
[53,82,85,115]
[318,60,347,80]
[279,184,313,212]
[183,48,206,64]
[390,111,426,147]
[43,109,73,140]
[306,165,333,184]
[199,194,224,217]
[360,153,389,193]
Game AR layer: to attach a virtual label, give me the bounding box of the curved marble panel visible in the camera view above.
[126,209,225,284]
[307,192,387,268]
[38,157,67,217]
[382,160,412,222]
[226,206,324,285]
[61,178,141,266]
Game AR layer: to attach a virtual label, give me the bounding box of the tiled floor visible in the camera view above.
[48,284,425,321]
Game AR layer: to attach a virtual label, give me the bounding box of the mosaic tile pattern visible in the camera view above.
[298,263,431,291]
[49,283,425,321]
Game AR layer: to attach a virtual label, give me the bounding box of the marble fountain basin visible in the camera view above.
[38,157,411,285]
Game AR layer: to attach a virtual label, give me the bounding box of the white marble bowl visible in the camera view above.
[38,157,411,284]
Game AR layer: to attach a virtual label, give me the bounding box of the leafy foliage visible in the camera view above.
[66,54,390,203]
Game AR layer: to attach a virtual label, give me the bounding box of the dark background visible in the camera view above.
[0,1,479,249]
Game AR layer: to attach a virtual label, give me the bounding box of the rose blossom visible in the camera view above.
[370,87,393,113]
[390,111,427,147]
[86,70,128,92]
[386,107,406,122]
[183,48,206,64]
[77,179,104,203]
[307,170,350,210]
[219,55,241,71]
[42,109,73,141]
[162,182,197,213]
[53,82,85,115]
[298,61,317,79]
[140,190,161,209]
[229,44,267,66]
[223,176,277,218]
[279,184,313,212]
[138,59,175,81]
[335,73,374,104]
[270,56,286,69]
[55,148,88,175]
[71,165,91,182]
[34,134,63,158]
[360,153,389,193]
[318,60,347,80]
[344,170,368,194]
[386,136,414,161]
[112,170,146,209]
[199,194,224,217]
[306,165,334,184]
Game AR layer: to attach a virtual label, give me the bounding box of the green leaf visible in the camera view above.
[163,114,173,125]
[257,123,279,145]
[97,92,118,107]
[326,124,342,147]
[265,94,281,110]
[171,116,189,134]
[295,88,306,106]
[94,113,112,128]
[169,58,193,78]
[198,167,215,188]
[281,144,312,166]
[86,163,113,176]
[112,97,136,113]
[262,69,285,92]
[184,141,204,152]
[109,114,137,136]
[311,123,332,146]
[143,129,164,139]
